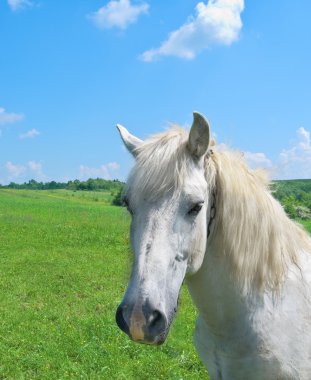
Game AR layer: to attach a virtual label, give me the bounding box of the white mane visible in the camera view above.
[210,149,311,289]
[125,127,311,290]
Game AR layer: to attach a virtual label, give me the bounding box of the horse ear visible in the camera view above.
[188,112,211,159]
[116,124,143,157]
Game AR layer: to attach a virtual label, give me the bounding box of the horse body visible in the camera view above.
[188,246,311,379]
[115,112,311,379]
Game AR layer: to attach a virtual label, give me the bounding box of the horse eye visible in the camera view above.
[188,202,204,216]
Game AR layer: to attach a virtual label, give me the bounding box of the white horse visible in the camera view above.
[115,112,311,380]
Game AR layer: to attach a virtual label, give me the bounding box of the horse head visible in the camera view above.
[115,112,215,345]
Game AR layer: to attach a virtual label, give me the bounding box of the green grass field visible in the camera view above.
[0,189,207,379]
[301,219,311,232]
[0,189,310,380]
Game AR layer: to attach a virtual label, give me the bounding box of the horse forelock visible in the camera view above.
[125,126,195,203]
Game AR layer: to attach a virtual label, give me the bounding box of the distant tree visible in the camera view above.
[112,187,124,206]
[86,178,97,191]
[8,182,19,189]
[283,197,297,219]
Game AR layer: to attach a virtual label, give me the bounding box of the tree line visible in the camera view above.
[0,178,124,192]
[1,178,310,220]
[272,179,311,220]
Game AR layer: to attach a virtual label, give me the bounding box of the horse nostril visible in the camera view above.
[148,309,166,335]
[116,302,168,344]
[149,310,162,327]
[116,305,130,335]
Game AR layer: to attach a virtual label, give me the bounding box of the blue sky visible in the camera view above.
[0,0,310,184]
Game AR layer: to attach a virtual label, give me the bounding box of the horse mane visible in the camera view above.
[210,148,311,290]
[125,126,311,290]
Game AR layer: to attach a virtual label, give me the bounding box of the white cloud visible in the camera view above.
[89,0,149,30]
[0,107,24,125]
[5,161,26,178]
[276,127,311,179]
[7,0,33,11]
[27,160,42,173]
[217,142,274,171]
[79,162,120,180]
[224,126,311,180]
[106,162,120,170]
[4,160,45,183]
[141,0,244,61]
[19,128,40,139]
[244,151,273,170]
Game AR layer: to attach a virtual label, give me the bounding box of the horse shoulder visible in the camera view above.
[192,250,311,380]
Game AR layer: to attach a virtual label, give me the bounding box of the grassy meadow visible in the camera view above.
[0,188,310,379]
[0,189,207,379]
[301,219,311,232]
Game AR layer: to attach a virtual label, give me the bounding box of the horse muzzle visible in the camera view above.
[116,300,169,345]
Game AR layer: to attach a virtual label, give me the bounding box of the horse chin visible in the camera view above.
[131,334,167,346]
[135,328,170,346]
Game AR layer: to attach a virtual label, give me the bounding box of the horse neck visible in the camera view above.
[186,235,250,333]
[187,150,311,333]
[187,162,279,330]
